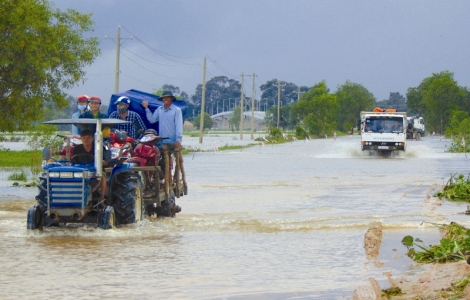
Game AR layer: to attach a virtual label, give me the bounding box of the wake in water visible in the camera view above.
[309,136,465,159]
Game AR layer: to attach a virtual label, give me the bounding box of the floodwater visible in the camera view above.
[1,134,470,299]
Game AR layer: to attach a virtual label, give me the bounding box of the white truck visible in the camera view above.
[406,116,425,140]
[360,108,407,153]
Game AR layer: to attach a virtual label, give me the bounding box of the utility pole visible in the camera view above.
[114,27,120,93]
[240,73,245,140]
[295,86,304,102]
[199,57,207,143]
[250,73,257,139]
[105,26,133,93]
[274,80,286,128]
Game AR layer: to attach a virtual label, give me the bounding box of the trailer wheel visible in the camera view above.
[100,206,115,229]
[157,191,176,217]
[27,205,44,230]
[111,173,143,225]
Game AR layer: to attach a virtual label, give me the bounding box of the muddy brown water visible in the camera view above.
[1,135,469,299]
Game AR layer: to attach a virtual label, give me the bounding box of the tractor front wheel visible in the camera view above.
[27,205,44,230]
[100,206,115,229]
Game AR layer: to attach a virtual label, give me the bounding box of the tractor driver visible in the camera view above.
[73,129,109,203]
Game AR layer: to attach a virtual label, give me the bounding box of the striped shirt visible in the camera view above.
[108,110,147,139]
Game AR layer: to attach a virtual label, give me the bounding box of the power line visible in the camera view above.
[121,26,200,65]
[120,51,193,79]
[207,56,238,79]
[120,45,184,67]
[84,72,115,76]
[121,72,155,86]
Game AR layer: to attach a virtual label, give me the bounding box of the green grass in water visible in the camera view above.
[0,150,42,167]
[8,171,27,181]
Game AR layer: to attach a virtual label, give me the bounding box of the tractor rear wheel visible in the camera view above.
[111,173,144,225]
[156,191,176,217]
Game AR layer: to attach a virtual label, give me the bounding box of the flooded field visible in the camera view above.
[1,134,469,299]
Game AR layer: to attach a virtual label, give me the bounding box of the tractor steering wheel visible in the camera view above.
[71,154,94,164]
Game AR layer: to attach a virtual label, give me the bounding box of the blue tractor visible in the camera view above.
[27,114,187,230]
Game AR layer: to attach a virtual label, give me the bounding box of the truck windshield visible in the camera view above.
[364,116,404,133]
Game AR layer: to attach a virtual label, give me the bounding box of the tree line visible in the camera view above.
[182,71,469,137]
[1,0,468,138]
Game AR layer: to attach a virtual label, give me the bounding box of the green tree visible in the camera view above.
[445,110,470,138]
[260,79,309,111]
[406,71,463,133]
[375,92,406,112]
[292,81,339,136]
[152,84,190,102]
[264,105,293,130]
[228,106,241,131]
[406,87,426,116]
[335,81,376,132]
[192,76,241,115]
[0,0,100,132]
[192,112,213,130]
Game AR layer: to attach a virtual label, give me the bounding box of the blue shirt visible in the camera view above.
[71,109,88,135]
[145,104,183,144]
[108,110,147,140]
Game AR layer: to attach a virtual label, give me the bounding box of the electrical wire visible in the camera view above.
[120,51,194,80]
[121,45,183,67]
[121,26,201,65]
[120,72,155,86]
[207,56,238,79]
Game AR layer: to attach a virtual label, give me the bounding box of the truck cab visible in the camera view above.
[361,110,407,152]
[406,116,425,140]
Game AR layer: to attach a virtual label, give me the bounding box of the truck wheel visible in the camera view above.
[100,206,115,229]
[416,132,421,141]
[111,173,143,225]
[157,191,176,218]
[27,205,44,230]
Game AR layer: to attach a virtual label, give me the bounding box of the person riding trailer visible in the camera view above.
[109,96,147,140]
[72,94,89,135]
[79,95,111,137]
[141,91,183,149]
[141,91,183,182]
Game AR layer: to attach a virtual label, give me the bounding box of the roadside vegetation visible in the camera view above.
[436,174,470,201]
[399,222,470,299]
[389,174,470,299]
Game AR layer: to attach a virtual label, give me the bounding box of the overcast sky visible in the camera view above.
[52,0,470,106]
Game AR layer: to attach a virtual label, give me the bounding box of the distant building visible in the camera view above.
[210,111,266,130]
